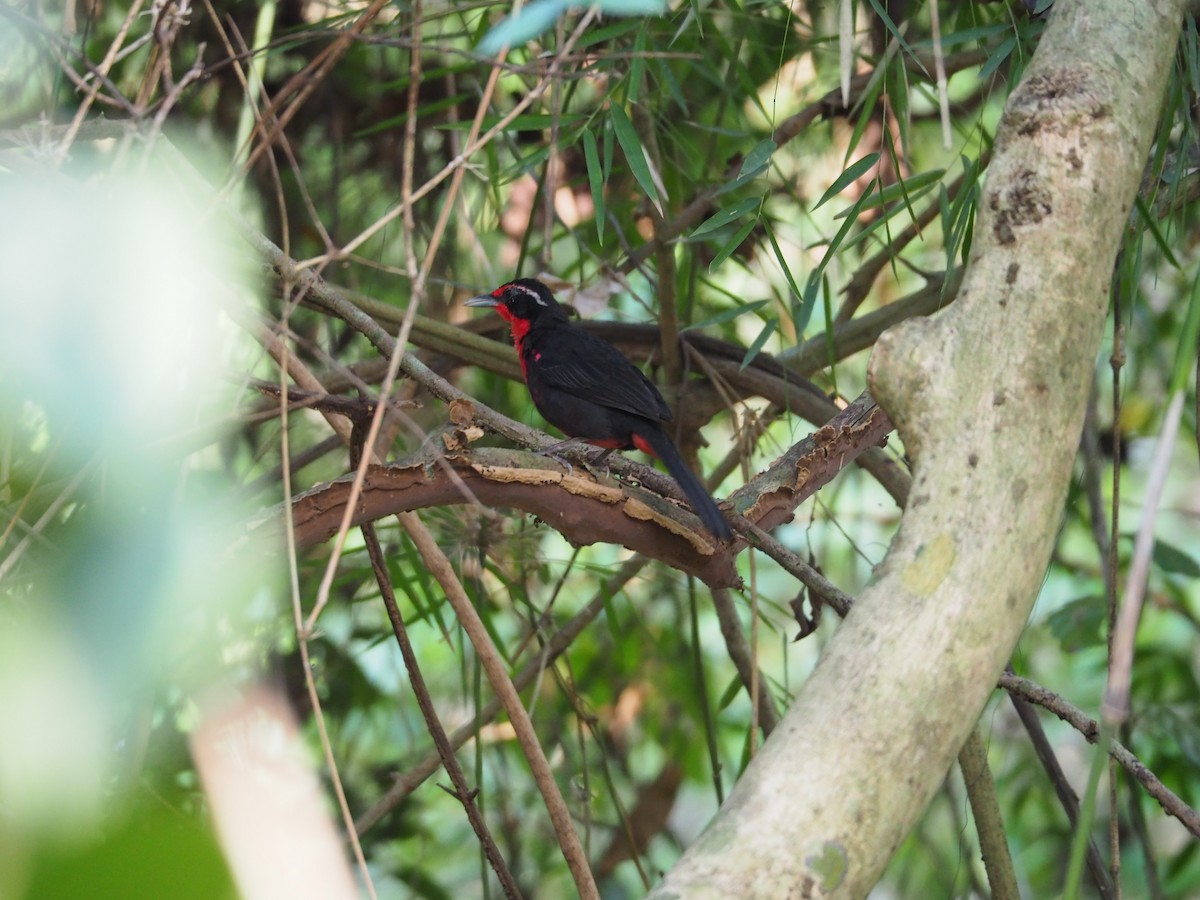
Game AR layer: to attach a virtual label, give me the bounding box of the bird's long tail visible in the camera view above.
[634,426,732,540]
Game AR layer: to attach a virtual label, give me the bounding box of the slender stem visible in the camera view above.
[361,517,523,898]
[958,727,1019,900]
[399,512,600,898]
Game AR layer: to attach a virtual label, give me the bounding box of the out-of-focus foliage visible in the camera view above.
[0,173,255,896]
[0,0,1197,896]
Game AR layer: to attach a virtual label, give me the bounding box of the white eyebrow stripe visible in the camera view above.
[511,283,546,305]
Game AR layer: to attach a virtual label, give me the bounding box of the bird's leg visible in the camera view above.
[536,441,619,480]
[536,437,590,475]
[590,447,616,465]
[538,437,589,456]
[587,447,617,480]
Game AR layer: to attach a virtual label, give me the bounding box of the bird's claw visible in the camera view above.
[537,439,583,475]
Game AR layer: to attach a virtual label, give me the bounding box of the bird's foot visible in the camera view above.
[536,441,620,480]
[537,438,587,475]
[586,447,616,480]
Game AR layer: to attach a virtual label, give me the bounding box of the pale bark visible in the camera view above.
[650,0,1186,896]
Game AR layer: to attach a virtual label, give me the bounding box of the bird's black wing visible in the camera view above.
[531,327,672,422]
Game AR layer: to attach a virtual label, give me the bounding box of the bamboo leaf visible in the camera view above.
[684,299,769,332]
[691,197,760,238]
[1154,541,1200,578]
[707,220,757,273]
[479,0,664,54]
[835,169,945,217]
[803,188,876,305]
[1134,195,1180,270]
[478,0,572,54]
[764,221,802,301]
[979,34,1017,81]
[813,153,880,210]
[583,128,606,246]
[595,0,666,14]
[840,181,939,253]
[576,17,643,49]
[740,317,778,369]
[1169,264,1200,396]
[740,139,777,179]
[610,103,661,209]
[862,0,928,75]
[628,21,648,104]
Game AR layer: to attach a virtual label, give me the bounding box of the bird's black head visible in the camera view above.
[466,278,570,330]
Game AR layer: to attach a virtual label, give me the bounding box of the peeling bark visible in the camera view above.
[255,394,893,589]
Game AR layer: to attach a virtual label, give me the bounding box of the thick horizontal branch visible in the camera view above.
[267,393,894,588]
[282,447,741,587]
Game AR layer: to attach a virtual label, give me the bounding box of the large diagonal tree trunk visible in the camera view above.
[650,0,1185,895]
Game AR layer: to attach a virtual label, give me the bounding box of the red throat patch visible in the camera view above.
[492,300,532,376]
[493,288,532,344]
[497,304,532,346]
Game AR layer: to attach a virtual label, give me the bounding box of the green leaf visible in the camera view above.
[716,162,770,196]
[576,17,643,49]
[793,274,819,337]
[653,55,687,113]
[740,317,778,369]
[946,155,982,260]
[23,802,235,899]
[1046,596,1106,652]
[940,184,954,271]
[934,22,1012,51]
[610,103,661,208]
[813,153,879,210]
[1154,541,1200,579]
[840,181,939,253]
[435,113,587,133]
[1133,195,1180,270]
[763,220,817,336]
[356,93,473,136]
[801,188,876,315]
[627,20,648,105]
[691,197,760,238]
[708,219,757,273]
[835,169,945,216]
[583,128,605,245]
[684,299,769,332]
[1141,704,1200,769]
[602,589,622,642]
[595,0,667,14]
[961,202,975,265]
[821,274,837,394]
[1170,264,1200,395]
[979,34,1017,81]
[716,674,742,711]
[739,139,777,179]
[603,114,614,177]
[862,0,927,75]
[884,57,911,155]
[764,222,802,302]
[478,0,571,55]
[846,67,885,152]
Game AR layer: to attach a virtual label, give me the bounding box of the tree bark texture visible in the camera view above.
[650,0,1185,896]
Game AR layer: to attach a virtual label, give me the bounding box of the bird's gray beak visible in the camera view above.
[465,294,499,308]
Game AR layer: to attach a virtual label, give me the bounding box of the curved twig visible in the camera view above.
[1000,672,1200,840]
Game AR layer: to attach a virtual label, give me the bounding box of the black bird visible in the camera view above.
[467,278,732,539]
